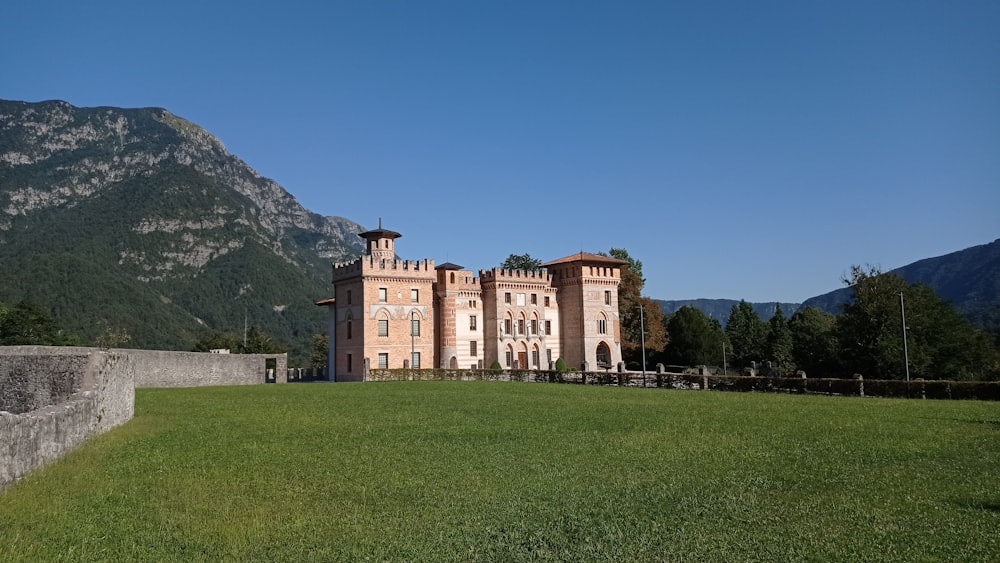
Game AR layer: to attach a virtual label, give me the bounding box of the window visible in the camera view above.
[411,289,419,303]
[504,319,512,335]
[544,296,550,307]
[505,349,513,367]
[598,319,607,334]
[516,293,525,306]
[379,287,387,302]
[532,349,539,368]
[531,293,537,305]
[347,320,352,339]
[470,341,478,357]
[378,353,388,369]
[504,292,511,304]
[347,353,352,372]
[411,352,421,369]
[411,318,420,336]
[517,319,525,335]
[378,319,388,337]
[546,349,552,364]
[530,319,538,335]
[470,315,477,330]
[347,290,352,305]
[545,320,552,335]
[605,290,611,305]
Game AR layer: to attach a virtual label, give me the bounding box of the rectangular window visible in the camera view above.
[347,353,353,372]
[504,319,512,335]
[378,319,388,337]
[379,287,387,302]
[411,289,419,303]
[530,319,538,335]
[411,352,420,369]
[347,290,352,305]
[470,341,478,357]
[544,296,550,307]
[470,315,477,330]
[532,350,539,368]
[504,292,511,304]
[516,293,526,306]
[545,320,552,335]
[517,319,525,335]
[531,293,537,305]
[411,318,420,337]
[378,353,388,369]
[598,319,607,334]
[605,290,612,305]
[546,349,552,364]
[347,321,352,339]
[505,350,513,367]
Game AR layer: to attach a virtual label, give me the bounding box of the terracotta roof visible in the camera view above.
[542,251,628,267]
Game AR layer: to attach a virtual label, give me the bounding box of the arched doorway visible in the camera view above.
[596,342,611,369]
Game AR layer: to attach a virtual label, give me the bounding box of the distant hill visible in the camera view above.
[656,299,800,325]
[801,239,1000,328]
[0,99,366,362]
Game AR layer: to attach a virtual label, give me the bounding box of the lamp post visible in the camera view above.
[639,301,646,384]
[900,292,910,382]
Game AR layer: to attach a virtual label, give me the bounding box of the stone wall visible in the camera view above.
[128,349,287,388]
[0,346,135,490]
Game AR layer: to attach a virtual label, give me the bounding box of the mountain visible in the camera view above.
[0,99,366,362]
[800,238,1000,328]
[655,299,801,325]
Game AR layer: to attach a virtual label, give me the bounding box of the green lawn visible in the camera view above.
[1,382,998,561]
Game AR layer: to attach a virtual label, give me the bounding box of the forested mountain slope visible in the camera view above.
[0,99,366,361]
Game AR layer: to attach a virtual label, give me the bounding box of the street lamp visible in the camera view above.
[900,292,910,382]
[639,301,646,384]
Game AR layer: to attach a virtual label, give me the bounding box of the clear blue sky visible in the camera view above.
[4,1,998,303]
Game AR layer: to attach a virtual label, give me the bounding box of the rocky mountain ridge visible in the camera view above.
[0,99,366,361]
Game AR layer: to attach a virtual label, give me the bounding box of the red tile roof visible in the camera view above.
[542,251,628,267]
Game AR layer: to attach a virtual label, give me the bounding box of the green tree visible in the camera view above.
[663,306,727,367]
[239,325,286,355]
[836,265,999,380]
[0,300,78,345]
[500,253,542,271]
[764,304,794,376]
[311,334,329,368]
[789,306,839,378]
[725,300,766,370]
[192,331,240,353]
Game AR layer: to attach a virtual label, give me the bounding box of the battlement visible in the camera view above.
[333,256,436,282]
[479,268,553,284]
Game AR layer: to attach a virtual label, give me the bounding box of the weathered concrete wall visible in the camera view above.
[127,349,286,388]
[0,347,135,490]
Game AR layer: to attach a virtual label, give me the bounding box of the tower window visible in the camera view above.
[378,319,388,337]
[379,287,387,302]
[411,289,419,303]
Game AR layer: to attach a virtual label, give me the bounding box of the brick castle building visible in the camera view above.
[319,223,626,381]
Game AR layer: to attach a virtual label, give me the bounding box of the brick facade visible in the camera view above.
[322,225,625,380]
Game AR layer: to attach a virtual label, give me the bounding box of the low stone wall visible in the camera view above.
[0,346,135,490]
[128,349,287,388]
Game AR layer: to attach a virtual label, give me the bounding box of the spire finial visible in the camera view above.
[378,217,382,229]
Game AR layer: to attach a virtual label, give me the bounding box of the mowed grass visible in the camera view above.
[1,383,998,562]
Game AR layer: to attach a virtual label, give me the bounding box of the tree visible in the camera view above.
[836,265,1000,380]
[311,334,329,368]
[500,253,542,271]
[192,331,240,353]
[789,306,839,378]
[663,306,727,367]
[764,304,794,376]
[725,300,766,370]
[0,300,78,346]
[240,325,286,354]
[608,248,666,367]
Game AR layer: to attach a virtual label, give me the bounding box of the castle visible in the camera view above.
[318,223,626,381]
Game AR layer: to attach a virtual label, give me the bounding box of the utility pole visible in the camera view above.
[639,301,646,384]
[900,292,910,382]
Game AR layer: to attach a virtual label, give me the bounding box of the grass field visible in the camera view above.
[0,382,998,561]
